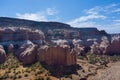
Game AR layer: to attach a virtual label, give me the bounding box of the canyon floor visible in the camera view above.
[0,53,120,80]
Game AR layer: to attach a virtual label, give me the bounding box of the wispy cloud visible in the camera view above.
[68,6,106,27]
[112,8,120,13]
[46,8,57,15]
[16,13,47,21]
[67,3,120,33]
[16,8,58,21]
[68,14,106,27]
[113,19,120,22]
[84,6,102,15]
[69,21,102,28]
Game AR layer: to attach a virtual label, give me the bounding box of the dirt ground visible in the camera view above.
[95,62,120,80]
[0,55,120,80]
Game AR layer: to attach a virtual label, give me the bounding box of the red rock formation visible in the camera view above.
[90,36,110,55]
[99,36,110,54]
[8,44,14,53]
[0,27,45,46]
[17,40,37,64]
[37,45,48,62]
[37,45,76,66]
[0,45,6,63]
[90,41,101,54]
[14,28,29,41]
[106,38,120,55]
[14,40,37,64]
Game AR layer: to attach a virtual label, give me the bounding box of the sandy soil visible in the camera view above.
[95,62,120,80]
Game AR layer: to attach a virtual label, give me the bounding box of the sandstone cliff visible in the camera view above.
[37,45,76,66]
[0,45,6,63]
[0,27,45,46]
[19,40,37,64]
[106,36,120,55]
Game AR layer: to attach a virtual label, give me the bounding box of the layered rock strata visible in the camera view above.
[0,27,44,46]
[37,45,76,66]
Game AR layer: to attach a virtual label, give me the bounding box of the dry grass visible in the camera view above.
[0,53,53,80]
[0,53,120,80]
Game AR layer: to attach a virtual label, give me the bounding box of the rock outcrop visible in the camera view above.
[99,36,110,54]
[8,44,14,53]
[18,40,37,64]
[0,45,6,63]
[0,27,44,46]
[106,36,120,55]
[37,45,48,62]
[90,41,100,54]
[37,45,76,66]
[90,36,110,55]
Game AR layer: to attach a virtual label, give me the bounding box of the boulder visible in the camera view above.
[8,44,14,53]
[106,38,120,55]
[18,40,37,64]
[0,45,6,63]
[37,45,48,62]
[37,45,76,66]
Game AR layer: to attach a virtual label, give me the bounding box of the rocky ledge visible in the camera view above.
[0,27,77,66]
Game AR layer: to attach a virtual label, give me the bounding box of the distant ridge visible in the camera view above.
[0,17,71,32]
[0,17,111,43]
[0,17,102,31]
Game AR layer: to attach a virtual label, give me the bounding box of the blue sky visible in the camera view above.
[0,0,120,33]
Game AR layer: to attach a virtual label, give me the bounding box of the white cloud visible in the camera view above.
[69,14,106,23]
[46,8,57,15]
[112,8,120,13]
[105,4,117,9]
[68,21,101,27]
[68,13,106,27]
[102,24,120,33]
[16,13,47,21]
[84,6,102,15]
[113,19,120,22]
[84,3,119,14]
[67,3,120,33]
[16,8,58,21]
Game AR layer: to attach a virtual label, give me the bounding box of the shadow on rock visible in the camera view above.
[41,62,81,78]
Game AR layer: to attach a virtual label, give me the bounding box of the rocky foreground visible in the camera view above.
[0,27,77,66]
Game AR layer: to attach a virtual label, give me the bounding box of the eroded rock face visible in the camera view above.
[106,38,120,55]
[0,27,45,46]
[37,45,48,62]
[8,44,14,53]
[0,45,6,63]
[90,41,101,54]
[90,36,110,55]
[37,45,76,66]
[18,40,37,65]
[99,36,110,54]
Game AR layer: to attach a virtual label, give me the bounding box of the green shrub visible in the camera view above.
[18,75,22,78]
[24,74,28,77]
[36,77,44,80]
[46,77,51,80]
